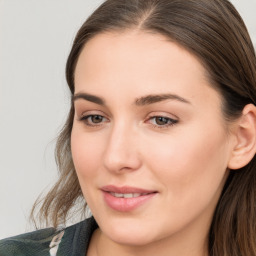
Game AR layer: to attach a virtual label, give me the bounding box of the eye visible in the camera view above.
[80,114,108,126]
[148,116,178,128]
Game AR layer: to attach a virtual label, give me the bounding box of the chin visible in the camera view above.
[100,217,159,246]
[108,231,155,247]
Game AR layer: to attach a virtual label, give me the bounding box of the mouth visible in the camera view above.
[101,185,158,212]
[109,192,152,198]
[101,185,157,194]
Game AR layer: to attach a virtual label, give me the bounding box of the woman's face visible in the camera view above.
[71,31,235,248]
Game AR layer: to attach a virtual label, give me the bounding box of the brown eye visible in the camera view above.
[148,116,178,128]
[90,115,104,123]
[80,114,107,126]
[155,117,170,125]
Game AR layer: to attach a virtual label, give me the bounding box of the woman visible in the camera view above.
[1,0,256,255]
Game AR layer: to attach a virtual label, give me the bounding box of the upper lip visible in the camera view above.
[101,185,157,194]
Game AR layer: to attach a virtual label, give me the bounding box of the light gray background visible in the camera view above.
[0,0,256,239]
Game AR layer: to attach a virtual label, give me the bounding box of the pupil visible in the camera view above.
[156,117,168,125]
[92,115,102,123]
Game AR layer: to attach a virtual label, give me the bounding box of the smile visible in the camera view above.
[110,192,150,198]
[101,185,157,212]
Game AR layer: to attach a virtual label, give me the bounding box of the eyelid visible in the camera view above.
[76,109,108,119]
[145,112,179,129]
[79,114,109,128]
[76,109,110,126]
[146,111,178,121]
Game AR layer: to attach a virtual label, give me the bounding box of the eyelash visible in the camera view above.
[147,116,178,129]
[80,115,108,127]
[79,114,178,129]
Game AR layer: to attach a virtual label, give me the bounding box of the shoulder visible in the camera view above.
[0,217,98,256]
[0,227,56,256]
[57,217,98,255]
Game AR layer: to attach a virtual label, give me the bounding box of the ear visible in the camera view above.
[228,104,256,170]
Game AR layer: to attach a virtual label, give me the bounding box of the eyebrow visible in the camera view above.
[73,92,191,106]
[134,93,191,106]
[73,93,105,105]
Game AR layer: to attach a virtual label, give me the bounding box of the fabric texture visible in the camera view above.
[0,217,98,256]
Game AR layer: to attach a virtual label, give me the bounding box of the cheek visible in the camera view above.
[144,124,230,200]
[71,128,105,181]
[141,126,230,231]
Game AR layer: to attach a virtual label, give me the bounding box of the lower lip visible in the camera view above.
[102,191,157,212]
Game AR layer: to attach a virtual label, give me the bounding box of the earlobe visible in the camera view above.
[228,104,256,170]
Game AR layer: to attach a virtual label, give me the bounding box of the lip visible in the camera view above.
[101,185,156,194]
[101,185,157,212]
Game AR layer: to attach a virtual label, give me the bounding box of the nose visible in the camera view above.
[103,122,142,174]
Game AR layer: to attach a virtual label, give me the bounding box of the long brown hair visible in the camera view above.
[32,0,256,255]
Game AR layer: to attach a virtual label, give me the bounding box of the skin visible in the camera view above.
[71,31,238,256]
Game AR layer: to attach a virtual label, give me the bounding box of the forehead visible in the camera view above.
[75,30,209,81]
[74,31,220,109]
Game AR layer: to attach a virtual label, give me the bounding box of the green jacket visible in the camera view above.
[0,217,98,256]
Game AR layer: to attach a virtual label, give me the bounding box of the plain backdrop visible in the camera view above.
[0,0,256,240]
